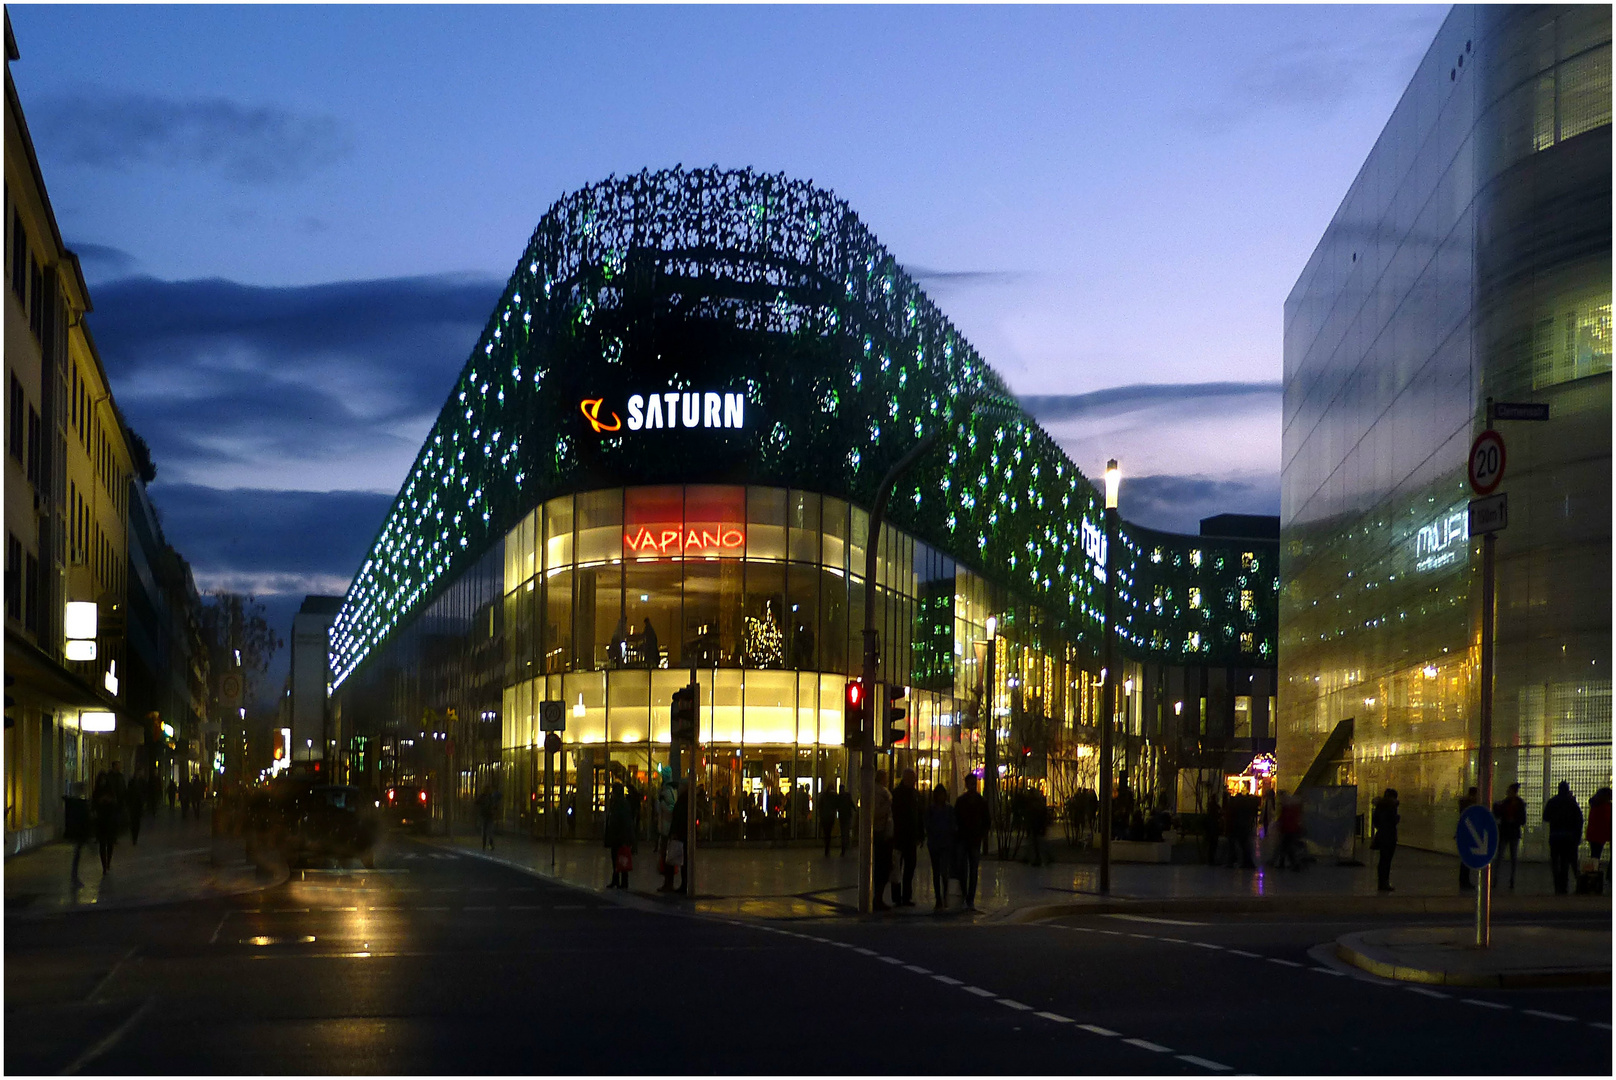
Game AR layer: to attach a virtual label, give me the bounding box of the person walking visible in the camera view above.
[1227,793,1258,868]
[603,781,635,889]
[1493,782,1527,889]
[1025,789,1050,867]
[63,781,92,888]
[667,781,689,894]
[954,774,991,911]
[125,770,148,847]
[1586,787,1611,867]
[835,783,854,856]
[1543,781,1583,895]
[870,770,894,911]
[1270,792,1304,870]
[1371,788,1400,892]
[925,784,956,911]
[891,768,924,907]
[476,786,499,850]
[166,777,178,812]
[1457,786,1479,889]
[91,769,124,874]
[1203,791,1223,866]
[820,782,839,857]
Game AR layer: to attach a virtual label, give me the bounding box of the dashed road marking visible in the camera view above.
[853,947,879,956]
[1522,1009,1576,1022]
[1177,1054,1233,1071]
[1035,1011,1073,1023]
[962,985,997,997]
[509,905,543,911]
[1266,958,1303,968]
[1311,967,1345,976]
[1123,1038,1173,1053]
[1193,943,1223,951]
[998,999,1033,1011]
[1079,1024,1120,1037]
[1591,1022,1611,1031]
[1460,998,1507,1009]
[932,974,962,985]
[1407,988,1450,1000]
[1225,949,1261,958]
[903,965,931,974]
[879,956,904,965]
[1103,914,1206,926]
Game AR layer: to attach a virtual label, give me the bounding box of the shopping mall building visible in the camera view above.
[1279,5,1610,855]
[330,167,1280,840]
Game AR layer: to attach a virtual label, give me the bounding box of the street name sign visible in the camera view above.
[1492,401,1550,422]
[1468,493,1508,535]
[1456,804,1500,870]
[1468,430,1506,495]
[538,700,566,732]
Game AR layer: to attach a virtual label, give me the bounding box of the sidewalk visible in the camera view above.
[437,827,1613,922]
[1336,924,1611,987]
[3,809,285,918]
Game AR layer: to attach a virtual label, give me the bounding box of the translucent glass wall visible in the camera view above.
[1280,5,1611,855]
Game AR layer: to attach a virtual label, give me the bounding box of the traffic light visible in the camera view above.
[843,679,867,749]
[670,685,696,742]
[884,685,908,746]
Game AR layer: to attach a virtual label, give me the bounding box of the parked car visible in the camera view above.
[282,785,382,869]
[385,783,432,833]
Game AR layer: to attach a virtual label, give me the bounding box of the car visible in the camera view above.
[282,784,382,869]
[384,783,433,832]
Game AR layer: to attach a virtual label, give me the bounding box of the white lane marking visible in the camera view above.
[879,957,904,965]
[324,907,360,912]
[1177,1054,1233,1071]
[1123,1038,1173,1053]
[1036,1011,1073,1023]
[1103,914,1207,926]
[1094,929,1123,936]
[86,946,140,1002]
[1460,998,1508,1009]
[1225,949,1261,958]
[61,996,156,1075]
[904,965,931,974]
[1128,933,1155,940]
[1311,967,1345,975]
[1591,1022,1611,1030]
[963,985,997,997]
[509,905,543,911]
[1079,1024,1120,1037]
[932,975,963,985]
[1193,943,1223,950]
[1406,988,1450,999]
[1161,937,1188,944]
[853,947,879,956]
[206,915,231,946]
[998,999,1033,1011]
[1267,958,1303,968]
[1522,1009,1576,1022]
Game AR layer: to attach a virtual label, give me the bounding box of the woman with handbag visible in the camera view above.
[604,782,636,889]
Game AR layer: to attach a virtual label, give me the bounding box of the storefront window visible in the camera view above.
[624,485,684,561]
[561,670,607,745]
[746,486,788,561]
[576,564,621,670]
[795,672,820,745]
[743,669,796,744]
[705,667,744,744]
[606,669,651,744]
[684,561,742,668]
[685,485,746,560]
[742,561,787,669]
[624,560,679,669]
[822,496,848,573]
[543,568,572,673]
[543,494,573,570]
[818,566,849,676]
[787,490,821,564]
[785,561,819,670]
[575,488,623,566]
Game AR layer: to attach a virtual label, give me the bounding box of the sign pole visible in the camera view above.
[687,665,699,900]
[546,745,556,872]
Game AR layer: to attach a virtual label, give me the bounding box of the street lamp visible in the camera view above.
[982,615,998,844]
[1099,458,1120,895]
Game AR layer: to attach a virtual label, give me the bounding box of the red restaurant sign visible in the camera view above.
[625,525,744,556]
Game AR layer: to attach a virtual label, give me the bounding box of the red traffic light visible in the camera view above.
[846,681,864,708]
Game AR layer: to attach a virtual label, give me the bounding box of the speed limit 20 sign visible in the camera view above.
[1469,430,1506,495]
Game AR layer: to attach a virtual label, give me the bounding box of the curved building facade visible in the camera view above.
[332,168,1279,838]
[1280,6,1610,855]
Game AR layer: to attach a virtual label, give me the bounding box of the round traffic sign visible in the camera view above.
[543,732,562,754]
[1456,803,1499,870]
[1468,430,1506,495]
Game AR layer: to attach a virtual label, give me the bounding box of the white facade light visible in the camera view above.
[81,711,116,733]
[64,639,97,662]
[104,660,119,696]
[64,601,98,640]
[1104,459,1121,510]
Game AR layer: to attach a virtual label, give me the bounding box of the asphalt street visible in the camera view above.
[6,831,1610,1074]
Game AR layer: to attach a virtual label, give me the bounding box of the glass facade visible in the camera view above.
[1280,5,1611,855]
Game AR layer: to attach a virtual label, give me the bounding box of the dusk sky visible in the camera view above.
[8,3,1447,652]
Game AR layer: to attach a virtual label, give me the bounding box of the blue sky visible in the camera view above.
[9,3,1446,621]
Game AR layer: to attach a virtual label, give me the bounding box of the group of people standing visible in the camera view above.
[62,762,202,886]
[871,769,991,912]
[1370,781,1612,894]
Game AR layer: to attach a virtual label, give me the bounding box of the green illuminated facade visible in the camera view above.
[331,168,1278,837]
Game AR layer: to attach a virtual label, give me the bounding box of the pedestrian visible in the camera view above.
[62,781,92,888]
[1227,793,1258,868]
[91,769,123,874]
[125,770,148,847]
[835,783,854,855]
[1493,782,1527,889]
[668,781,689,894]
[1457,786,1479,889]
[820,782,839,857]
[1586,787,1611,867]
[954,773,991,911]
[1543,781,1583,895]
[166,777,178,812]
[1204,791,1223,865]
[476,787,499,850]
[1270,792,1304,870]
[1113,770,1135,841]
[891,768,924,907]
[871,770,894,911]
[641,618,659,669]
[604,781,635,889]
[925,784,956,911]
[1025,789,1049,867]
[1371,788,1399,892]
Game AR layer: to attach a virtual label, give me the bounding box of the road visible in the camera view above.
[7,832,1610,1074]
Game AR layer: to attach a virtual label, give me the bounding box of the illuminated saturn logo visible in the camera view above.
[579,397,622,433]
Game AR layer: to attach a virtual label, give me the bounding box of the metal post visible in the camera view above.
[686,665,699,899]
[983,633,998,848]
[546,747,556,872]
[1477,405,1497,947]
[1099,503,1118,895]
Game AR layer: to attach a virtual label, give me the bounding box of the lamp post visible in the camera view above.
[1098,458,1120,896]
[983,615,998,849]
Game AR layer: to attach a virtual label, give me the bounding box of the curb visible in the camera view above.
[1333,940,1613,989]
[1008,893,1614,924]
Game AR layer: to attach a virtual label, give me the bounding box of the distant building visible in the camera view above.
[290,595,341,764]
[1279,6,1610,854]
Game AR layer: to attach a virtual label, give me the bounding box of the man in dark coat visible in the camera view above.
[1371,788,1400,891]
[1544,781,1584,895]
[891,768,925,906]
[63,782,92,887]
[954,774,991,911]
[1493,782,1527,889]
[125,770,148,847]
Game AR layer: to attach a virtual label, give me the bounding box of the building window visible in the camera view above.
[1188,587,1202,610]
[1240,631,1255,653]
[25,406,40,488]
[28,256,43,341]
[4,533,20,621]
[9,211,24,302]
[7,374,22,461]
[23,551,38,633]
[1239,589,1254,612]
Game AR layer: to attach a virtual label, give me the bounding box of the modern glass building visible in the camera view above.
[1279,6,1610,855]
[330,167,1279,839]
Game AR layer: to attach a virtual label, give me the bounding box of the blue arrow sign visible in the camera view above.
[1456,804,1499,870]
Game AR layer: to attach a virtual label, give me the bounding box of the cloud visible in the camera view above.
[148,483,394,597]
[1020,381,1279,422]
[1117,473,1280,536]
[34,92,352,183]
[68,241,139,281]
[902,265,1027,288]
[87,273,505,490]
